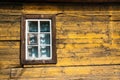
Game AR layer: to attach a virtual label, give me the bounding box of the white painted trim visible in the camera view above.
[25,19,52,60]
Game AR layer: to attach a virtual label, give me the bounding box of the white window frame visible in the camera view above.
[26,19,52,60]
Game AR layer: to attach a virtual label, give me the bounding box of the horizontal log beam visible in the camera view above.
[11,65,120,79]
[0,0,120,3]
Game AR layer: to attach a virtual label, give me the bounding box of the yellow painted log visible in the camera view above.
[22,3,63,14]
[11,65,120,79]
[0,41,120,68]
[0,15,20,22]
[0,41,20,48]
[0,3,22,14]
[56,38,104,44]
[0,41,20,69]
[0,69,10,79]
[0,21,20,40]
[0,3,120,80]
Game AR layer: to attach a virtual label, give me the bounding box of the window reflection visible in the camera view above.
[28,46,38,58]
[40,34,50,44]
[40,21,50,32]
[28,34,38,45]
[26,20,52,60]
[28,21,38,32]
[40,46,50,57]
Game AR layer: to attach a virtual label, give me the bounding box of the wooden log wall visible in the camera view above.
[0,2,120,80]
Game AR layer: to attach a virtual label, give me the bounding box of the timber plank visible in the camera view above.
[24,55,120,67]
[110,15,120,21]
[10,65,120,79]
[0,48,19,55]
[56,38,104,44]
[0,21,20,40]
[23,3,63,14]
[0,69,10,79]
[0,41,20,69]
[0,0,120,2]
[0,59,20,69]
[9,77,120,80]
[56,15,110,22]
[10,78,59,80]
[56,33,109,39]
[0,3,22,14]
[57,14,120,21]
[0,41,19,48]
[22,3,120,15]
[56,21,110,34]
[111,22,120,39]
[0,41,120,67]
[0,15,21,22]
[62,3,120,15]
[63,11,120,16]
[0,2,119,80]
[57,56,120,66]
[0,54,19,59]
[0,52,119,67]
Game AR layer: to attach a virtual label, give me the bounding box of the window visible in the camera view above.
[21,15,56,64]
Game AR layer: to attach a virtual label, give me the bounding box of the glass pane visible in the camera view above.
[40,21,50,32]
[28,33,38,45]
[40,46,50,58]
[40,34,50,44]
[28,21,38,32]
[28,46,38,58]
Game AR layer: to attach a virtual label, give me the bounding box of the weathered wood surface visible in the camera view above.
[1,0,120,2]
[0,21,20,40]
[0,3,120,80]
[0,41,20,69]
[10,65,120,79]
[0,3,120,40]
[0,3,22,40]
[0,15,119,40]
[0,41,120,68]
[22,3,120,15]
[0,69,10,79]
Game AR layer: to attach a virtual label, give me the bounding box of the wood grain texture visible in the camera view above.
[0,41,120,68]
[0,2,120,80]
[10,65,120,79]
[0,19,20,40]
[0,3,22,14]
[0,41,20,69]
[1,0,120,2]
[0,69,10,79]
